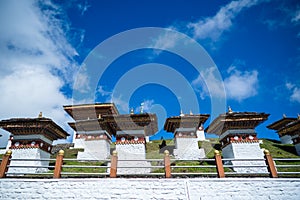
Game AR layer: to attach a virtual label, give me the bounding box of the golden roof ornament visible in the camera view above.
[38,112,42,118]
[130,108,134,115]
[180,110,184,117]
[140,103,144,114]
[228,106,233,114]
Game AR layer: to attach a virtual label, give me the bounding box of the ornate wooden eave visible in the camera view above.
[0,118,69,140]
[164,114,210,133]
[68,113,158,136]
[267,117,297,130]
[105,113,158,136]
[205,112,269,135]
[277,120,300,137]
[63,103,119,120]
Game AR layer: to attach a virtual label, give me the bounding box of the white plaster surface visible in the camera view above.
[174,138,205,160]
[8,149,50,174]
[115,143,151,174]
[222,143,268,173]
[76,139,111,160]
[0,178,299,199]
[196,130,205,141]
[280,135,293,144]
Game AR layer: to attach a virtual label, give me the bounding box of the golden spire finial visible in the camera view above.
[180,110,184,117]
[130,108,134,115]
[228,106,233,114]
[38,112,42,118]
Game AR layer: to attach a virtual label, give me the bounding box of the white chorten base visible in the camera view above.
[8,148,50,175]
[222,143,268,173]
[295,143,300,156]
[280,135,293,144]
[76,139,111,160]
[115,143,151,174]
[174,138,205,160]
[196,130,206,141]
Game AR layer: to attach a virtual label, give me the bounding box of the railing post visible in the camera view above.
[110,150,118,178]
[53,150,64,179]
[0,150,12,178]
[164,150,171,178]
[264,149,278,178]
[214,150,225,178]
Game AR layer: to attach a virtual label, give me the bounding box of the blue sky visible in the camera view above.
[0,0,300,145]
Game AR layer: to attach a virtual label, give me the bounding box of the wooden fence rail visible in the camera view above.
[0,149,296,178]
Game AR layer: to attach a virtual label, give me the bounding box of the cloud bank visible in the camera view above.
[0,0,81,143]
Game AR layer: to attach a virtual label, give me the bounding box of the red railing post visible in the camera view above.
[0,150,12,178]
[214,150,225,178]
[164,150,171,178]
[110,150,118,178]
[53,150,64,178]
[264,149,278,178]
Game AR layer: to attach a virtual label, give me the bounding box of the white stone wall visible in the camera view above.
[0,178,299,199]
[280,135,293,144]
[76,139,110,160]
[222,143,268,173]
[174,138,205,160]
[115,143,151,174]
[8,149,50,174]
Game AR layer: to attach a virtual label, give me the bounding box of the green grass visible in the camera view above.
[51,148,108,175]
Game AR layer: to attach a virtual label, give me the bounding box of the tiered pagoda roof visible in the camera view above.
[65,103,158,136]
[205,111,269,135]
[268,116,300,137]
[63,103,119,120]
[69,113,158,136]
[0,117,69,141]
[164,114,210,133]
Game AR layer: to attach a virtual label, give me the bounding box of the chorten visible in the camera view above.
[267,115,297,144]
[206,108,269,173]
[164,112,210,160]
[64,103,119,160]
[268,115,300,155]
[110,113,158,174]
[0,113,69,174]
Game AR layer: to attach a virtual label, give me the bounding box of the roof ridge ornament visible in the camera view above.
[38,112,42,118]
[180,110,184,117]
[140,103,144,114]
[130,108,134,115]
[228,106,233,114]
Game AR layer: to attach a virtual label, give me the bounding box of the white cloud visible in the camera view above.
[0,0,81,142]
[187,0,263,41]
[110,95,129,113]
[291,9,300,24]
[135,100,155,113]
[286,82,300,103]
[97,85,112,97]
[192,67,226,99]
[224,66,258,101]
